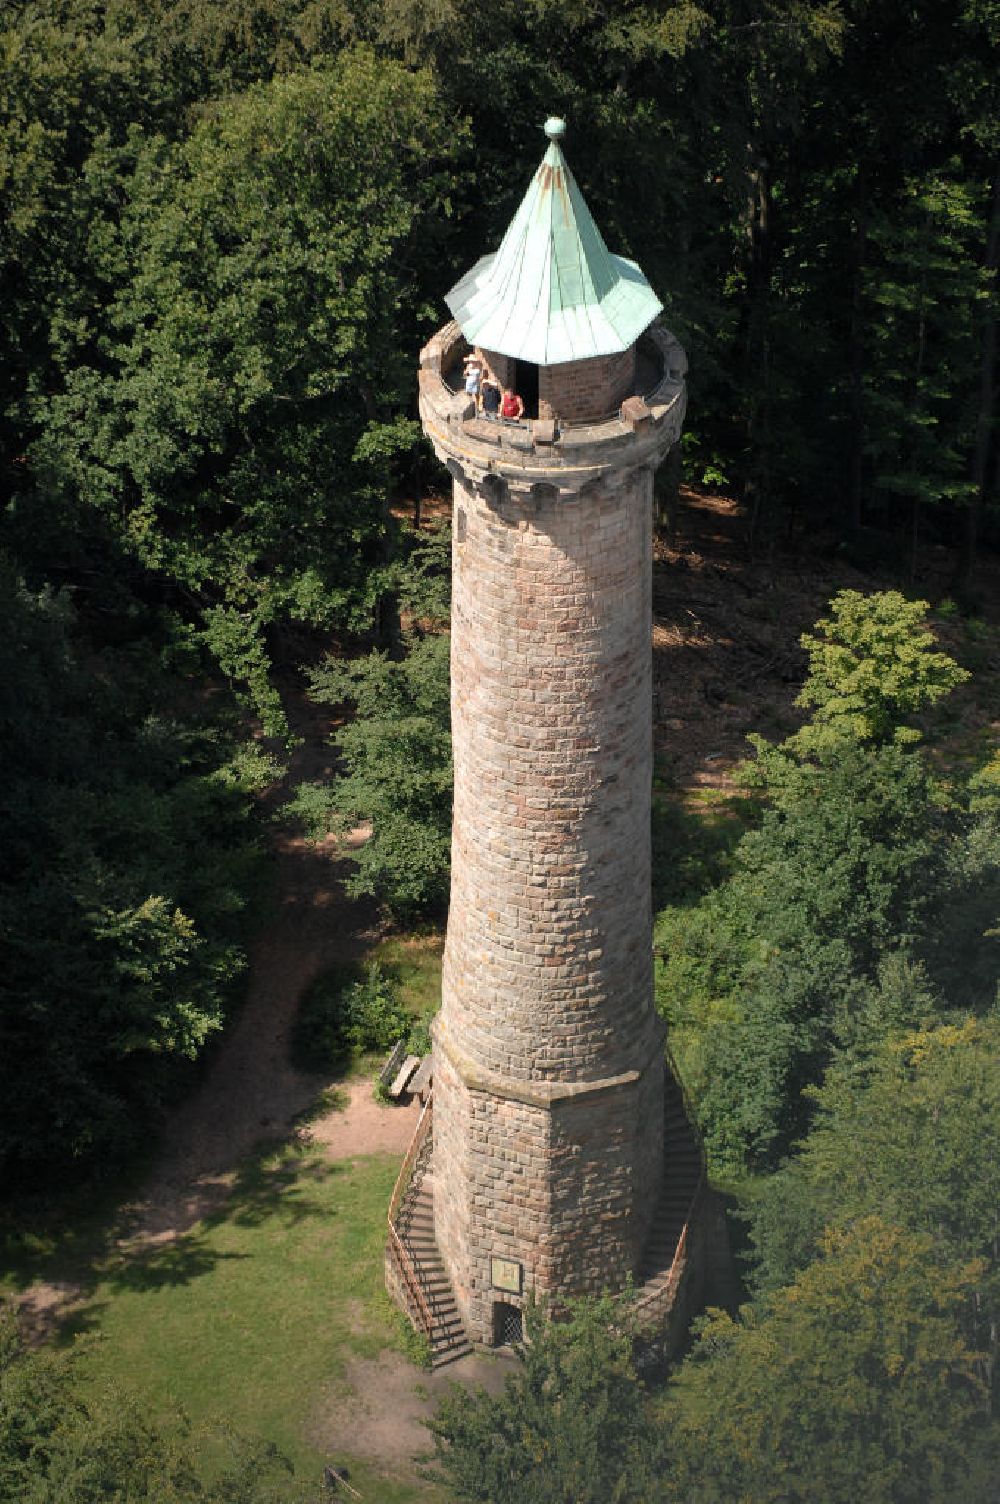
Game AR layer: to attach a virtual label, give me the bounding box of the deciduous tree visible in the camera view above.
[664,1218,996,1504]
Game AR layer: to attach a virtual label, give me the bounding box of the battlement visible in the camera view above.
[418,320,687,500]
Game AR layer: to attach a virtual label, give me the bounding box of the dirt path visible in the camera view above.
[124,819,398,1246]
[15,683,483,1483]
[309,1349,513,1481]
[17,489,998,1468]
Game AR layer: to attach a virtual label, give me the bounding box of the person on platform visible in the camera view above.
[501,384,524,421]
[463,353,482,405]
[481,372,501,418]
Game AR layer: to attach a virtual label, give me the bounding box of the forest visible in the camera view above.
[1,0,999,1499]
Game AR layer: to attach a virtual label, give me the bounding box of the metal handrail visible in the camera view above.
[388,1089,433,1225]
[664,1038,708,1179]
[387,1090,435,1338]
[634,1048,708,1322]
[387,1223,434,1337]
[634,1170,707,1319]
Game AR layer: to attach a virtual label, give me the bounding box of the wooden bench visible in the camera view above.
[377,1039,407,1093]
[389,1054,421,1098]
[408,1054,433,1101]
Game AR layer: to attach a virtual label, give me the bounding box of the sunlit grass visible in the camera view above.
[50,1144,440,1501]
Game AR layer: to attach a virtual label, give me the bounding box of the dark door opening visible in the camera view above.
[515,361,539,419]
[493,1301,523,1347]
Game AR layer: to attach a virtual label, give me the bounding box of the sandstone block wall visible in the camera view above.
[443,469,657,1084]
[477,347,513,390]
[433,1030,665,1341]
[474,346,636,423]
[546,1055,664,1294]
[434,458,665,1347]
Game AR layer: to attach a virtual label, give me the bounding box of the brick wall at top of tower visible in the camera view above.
[538,348,636,423]
[441,466,656,1087]
[475,346,636,423]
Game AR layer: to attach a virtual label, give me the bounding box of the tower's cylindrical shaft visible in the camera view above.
[410,312,688,1350]
[432,469,665,1341]
[444,476,657,1079]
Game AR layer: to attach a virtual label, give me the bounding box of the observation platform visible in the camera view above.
[417,321,687,501]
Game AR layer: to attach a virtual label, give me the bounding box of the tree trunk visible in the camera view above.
[907,208,931,584]
[655,444,683,544]
[954,163,1000,597]
[744,146,773,561]
[847,163,870,536]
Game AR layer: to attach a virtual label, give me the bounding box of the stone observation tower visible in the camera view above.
[386,119,701,1360]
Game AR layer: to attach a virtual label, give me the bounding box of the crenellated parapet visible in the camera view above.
[418,320,687,502]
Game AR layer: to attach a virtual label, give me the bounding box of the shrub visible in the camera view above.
[292,963,411,1070]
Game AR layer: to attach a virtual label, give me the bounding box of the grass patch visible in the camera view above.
[289,933,443,1076]
[0,1152,156,1304]
[369,932,444,1020]
[33,1144,441,1501]
[291,1084,349,1127]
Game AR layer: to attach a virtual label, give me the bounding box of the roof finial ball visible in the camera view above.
[543,115,566,140]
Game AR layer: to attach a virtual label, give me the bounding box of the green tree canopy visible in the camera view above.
[428,1296,661,1504]
[0,560,271,1178]
[792,589,970,749]
[19,46,466,728]
[292,629,452,917]
[664,1218,995,1504]
[748,1017,1000,1396]
[0,1314,320,1501]
[655,591,987,1172]
[657,729,953,1170]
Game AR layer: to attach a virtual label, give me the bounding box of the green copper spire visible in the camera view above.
[446,118,662,366]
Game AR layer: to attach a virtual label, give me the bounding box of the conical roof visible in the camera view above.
[446,118,662,367]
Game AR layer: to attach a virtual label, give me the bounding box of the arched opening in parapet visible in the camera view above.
[482,473,509,512]
[529,482,559,511]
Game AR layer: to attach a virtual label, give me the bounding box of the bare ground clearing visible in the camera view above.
[652,489,1000,791]
[309,1349,514,1477]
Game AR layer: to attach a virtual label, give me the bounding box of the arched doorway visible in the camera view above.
[516,360,539,419]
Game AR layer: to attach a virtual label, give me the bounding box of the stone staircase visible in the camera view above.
[635,1063,704,1317]
[387,1091,472,1368]
[397,1170,473,1368]
[388,1064,701,1360]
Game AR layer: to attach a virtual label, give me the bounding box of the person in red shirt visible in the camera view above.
[501,385,525,420]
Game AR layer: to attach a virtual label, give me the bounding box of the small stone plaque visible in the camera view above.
[491,1257,523,1295]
